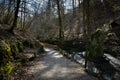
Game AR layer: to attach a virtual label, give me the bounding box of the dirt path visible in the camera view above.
[12,48,98,80]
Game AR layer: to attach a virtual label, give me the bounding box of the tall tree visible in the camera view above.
[56,0,64,41]
[4,0,13,24]
[47,0,51,20]
[83,0,91,68]
[72,0,75,16]
[9,0,21,33]
[22,0,26,30]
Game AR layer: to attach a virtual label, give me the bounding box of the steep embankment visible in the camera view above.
[0,26,44,80]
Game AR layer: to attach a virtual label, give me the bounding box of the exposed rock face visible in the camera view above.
[104,18,120,56]
[104,33,120,56]
[111,17,120,40]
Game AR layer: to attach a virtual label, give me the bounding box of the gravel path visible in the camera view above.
[12,48,98,80]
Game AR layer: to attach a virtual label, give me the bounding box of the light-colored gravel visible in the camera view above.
[11,48,98,80]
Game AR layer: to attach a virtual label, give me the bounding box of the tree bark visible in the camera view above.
[23,0,26,30]
[83,0,91,68]
[56,0,64,41]
[4,0,13,24]
[9,0,21,33]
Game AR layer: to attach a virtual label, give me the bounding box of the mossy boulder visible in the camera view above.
[88,28,105,60]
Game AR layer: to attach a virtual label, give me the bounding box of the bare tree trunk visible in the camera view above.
[47,0,51,20]
[83,0,91,68]
[56,0,64,41]
[76,0,81,38]
[1,0,5,14]
[7,0,13,15]
[4,0,13,24]
[9,0,21,33]
[23,0,26,30]
[72,0,75,17]
[21,0,23,29]
[0,0,6,23]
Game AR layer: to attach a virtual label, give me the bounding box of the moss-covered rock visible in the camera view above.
[88,28,105,60]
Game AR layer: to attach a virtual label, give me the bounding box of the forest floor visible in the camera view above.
[10,47,98,80]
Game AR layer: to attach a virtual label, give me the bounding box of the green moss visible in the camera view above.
[4,62,14,75]
[0,62,14,80]
[1,40,12,55]
[10,43,19,59]
[88,28,105,60]
[0,40,13,64]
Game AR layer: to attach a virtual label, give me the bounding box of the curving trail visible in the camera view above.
[12,48,98,80]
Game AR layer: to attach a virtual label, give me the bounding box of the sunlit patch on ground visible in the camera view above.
[12,48,98,80]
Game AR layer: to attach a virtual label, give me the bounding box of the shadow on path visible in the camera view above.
[12,48,98,80]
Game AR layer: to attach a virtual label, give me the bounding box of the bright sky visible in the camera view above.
[0,0,80,15]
